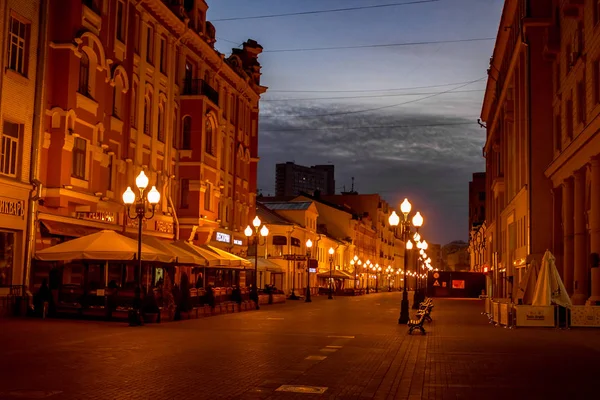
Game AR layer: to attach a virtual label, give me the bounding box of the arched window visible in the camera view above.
[205,119,213,154]
[130,81,137,127]
[113,76,124,119]
[143,95,152,135]
[172,108,178,148]
[220,137,226,170]
[157,101,165,142]
[182,116,191,150]
[79,52,90,96]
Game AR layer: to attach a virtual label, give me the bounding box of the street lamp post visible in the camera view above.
[328,247,334,299]
[305,239,313,302]
[364,260,371,293]
[388,198,423,324]
[244,216,269,310]
[351,255,359,291]
[122,171,161,327]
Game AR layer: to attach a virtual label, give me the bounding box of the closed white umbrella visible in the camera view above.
[531,250,572,308]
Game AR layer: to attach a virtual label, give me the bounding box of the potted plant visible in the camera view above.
[142,290,159,323]
[178,272,193,320]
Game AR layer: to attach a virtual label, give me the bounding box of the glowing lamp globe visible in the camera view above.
[406,240,413,250]
[260,225,269,237]
[306,239,313,248]
[388,211,400,227]
[135,171,149,190]
[122,186,135,205]
[400,198,411,215]
[252,216,261,228]
[244,225,253,237]
[412,211,424,227]
[329,247,334,255]
[147,186,160,204]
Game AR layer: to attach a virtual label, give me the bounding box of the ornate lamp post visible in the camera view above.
[388,198,424,324]
[374,263,381,293]
[305,239,313,302]
[244,216,269,310]
[364,260,371,293]
[122,171,161,326]
[328,247,335,299]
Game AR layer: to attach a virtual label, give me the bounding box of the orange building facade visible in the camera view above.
[34,0,265,277]
[482,0,600,304]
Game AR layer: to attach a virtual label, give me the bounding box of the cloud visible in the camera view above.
[256,98,486,245]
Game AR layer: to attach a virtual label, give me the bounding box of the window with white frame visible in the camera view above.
[159,36,167,74]
[1,121,21,177]
[7,15,29,75]
[204,182,211,211]
[79,52,90,96]
[107,154,114,190]
[157,100,165,142]
[113,75,124,119]
[116,0,126,43]
[72,137,87,180]
[144,94,152,135]
[146,25,154,64]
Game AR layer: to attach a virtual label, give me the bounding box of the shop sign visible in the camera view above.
[233,239,243,246]
[75,211,117,223]
[309,268,317,273]
[216,232,231,243]
[0,196,25,219]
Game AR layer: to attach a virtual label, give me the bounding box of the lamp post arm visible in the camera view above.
[143,204,156,220]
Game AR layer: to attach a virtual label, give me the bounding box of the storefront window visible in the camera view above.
[0,231,15,286]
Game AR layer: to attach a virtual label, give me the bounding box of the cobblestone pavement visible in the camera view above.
[1,293,600,400]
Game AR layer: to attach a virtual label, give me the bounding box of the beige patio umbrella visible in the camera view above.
[35,230,174,263]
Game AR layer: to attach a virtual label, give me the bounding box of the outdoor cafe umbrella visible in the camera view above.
[531,250,572,308]
[35,230,174,263]
[516,258,539,305]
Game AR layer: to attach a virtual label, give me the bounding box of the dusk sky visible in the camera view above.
[207,0,504,246]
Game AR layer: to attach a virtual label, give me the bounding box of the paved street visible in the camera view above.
[1,293,600,400]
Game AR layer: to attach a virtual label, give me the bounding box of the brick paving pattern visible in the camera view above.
[1,294,599,399]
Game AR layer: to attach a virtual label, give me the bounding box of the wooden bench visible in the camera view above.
[408,313,426,335]
[417,304,433,323]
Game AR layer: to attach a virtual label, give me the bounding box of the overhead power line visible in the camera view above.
[266,80,486,93]
[261,78,486,118]
[262,37,495,53]
[211,0,440,22]
[259,121,479,133]
[261,89,484,102]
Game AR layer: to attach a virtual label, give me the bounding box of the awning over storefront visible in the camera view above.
[203,245,252,269]
[172,241,223,267]
[124,234,205,266]
[246,257,285,273]
[317,270,354,280]
[40,220,105,237]
[35,230,174,263]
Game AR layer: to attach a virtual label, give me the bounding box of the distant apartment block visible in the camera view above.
[275,162,335,197]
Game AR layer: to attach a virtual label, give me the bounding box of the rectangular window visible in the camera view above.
[7,15,29,75]
[566,97,573,140]
[159,37,167,73]
[146,26,154,64]
[107,154,113,190]
[116,0,126,42]
[0,121,21,177]
[180,179,189,209]
[595,60,600,104]
[72,137,87,180]
[577,80,585,124]
[554,114,561,152]
[0,231,15,287]
[134,15,140,53]
[204,183,211,211]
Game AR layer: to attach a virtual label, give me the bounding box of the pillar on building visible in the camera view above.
[562,178,574,296]
[572,170,587,305]
[588,157,600,303]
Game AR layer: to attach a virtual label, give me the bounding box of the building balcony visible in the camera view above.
[181,79,220,107]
